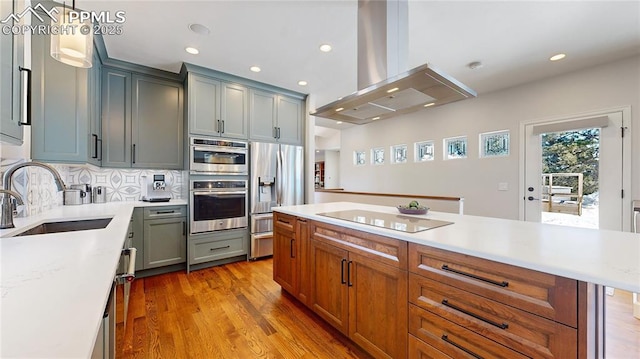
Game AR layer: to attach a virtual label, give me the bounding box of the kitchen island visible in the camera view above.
[0,199,187,358]
[273,202,640,359]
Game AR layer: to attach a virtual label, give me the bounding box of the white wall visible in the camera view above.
[324,150,340,188]
[340,55,640,220]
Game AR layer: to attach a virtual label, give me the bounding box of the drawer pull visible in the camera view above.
[442,299,509,330]
[441,264,509,288]
[340,259,347,284]
[210,246,231,251]
[441,334,483,359]
[156,210,176,215]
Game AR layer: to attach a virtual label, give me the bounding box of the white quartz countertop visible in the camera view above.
[276,202,640,293]
[0,199,187,358]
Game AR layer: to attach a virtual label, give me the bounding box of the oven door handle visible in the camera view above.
[191,145,247,155]
[253,232,273,240]
[192,191,247,196]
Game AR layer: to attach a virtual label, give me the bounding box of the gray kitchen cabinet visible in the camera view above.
[186,72,248,139]
[189,229,248,265]
[31,26,98,163]
[276,95,304,145]
[101,68,184,169]
[101,68,132,168]
[248,89,277,142]
[0,0,25,145]
[132,75,184,168]
[249,89,304,145]
[187,73,220,136]
[88,51,102,166]
[142,206,187,269]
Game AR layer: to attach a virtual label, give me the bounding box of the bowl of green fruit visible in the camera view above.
[397,200,429,215]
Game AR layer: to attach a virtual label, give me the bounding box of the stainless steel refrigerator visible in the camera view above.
[250,142,304,259]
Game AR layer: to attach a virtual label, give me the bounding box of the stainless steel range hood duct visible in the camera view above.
[311,0,477,125]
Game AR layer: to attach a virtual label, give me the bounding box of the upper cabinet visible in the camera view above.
[186,73,248,139]
[249,89,304,145]
[102,68,184,169]
[0,0,25,145]
[30,19,101,164]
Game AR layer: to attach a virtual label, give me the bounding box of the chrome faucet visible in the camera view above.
[1,161,66,229]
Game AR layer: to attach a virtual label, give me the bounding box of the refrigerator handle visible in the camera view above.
[276,147,283,205]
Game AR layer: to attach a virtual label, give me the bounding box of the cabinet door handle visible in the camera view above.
[441,334,483,359]
[221,120,225,133]
[277,127,281,139]
[210,245,231,251]
[18,67,31,126]
[290,238,295,258]
[347,260,353,287]
[441,299,509,330]
[128,231,133,239]
[217,120,221,133]
[273,126,277,139]
[97,138,102,161]
[441,264,509,288]
[182,221,186,236]
[92,134,98,158]
[340,259,347,284]
[132,144,136,164]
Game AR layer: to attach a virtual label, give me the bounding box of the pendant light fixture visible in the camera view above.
[50,0,93,68]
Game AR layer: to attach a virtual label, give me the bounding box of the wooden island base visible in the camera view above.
[273,212,592,359]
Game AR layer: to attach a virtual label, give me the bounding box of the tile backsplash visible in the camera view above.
[0,159,185,217]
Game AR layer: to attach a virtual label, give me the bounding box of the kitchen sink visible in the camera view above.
[13,218,113,236]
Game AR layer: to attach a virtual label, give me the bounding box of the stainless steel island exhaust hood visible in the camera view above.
[311,0,477,125]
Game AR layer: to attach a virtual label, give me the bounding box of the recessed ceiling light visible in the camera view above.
[188,23,210,35]
[467,61,483,70]
[298,80,308,86]
[336,121,343,124]
[371,117,380,121]
[386,87,399,93]
[316,150,320,153]
[424,102,435,107]
[250,66,261,72]
[550,53,566,61]
[185,47,199,55]
[319,44,332,52]
[335,107,344,112]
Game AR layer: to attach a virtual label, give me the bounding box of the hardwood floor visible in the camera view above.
[117,259,640,358]
[116,258,372,358]
[606,289,640,359]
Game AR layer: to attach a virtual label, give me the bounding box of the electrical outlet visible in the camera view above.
[498,182,508,191]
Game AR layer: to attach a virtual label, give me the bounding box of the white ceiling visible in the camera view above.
[82,0,640,130]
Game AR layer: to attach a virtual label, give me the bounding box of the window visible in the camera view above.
[444,136,467,160]
[414,141,435,162]
[371,147,385,165]
[480,130,510,158]
[353,150,366,166]
[391,144,408,164]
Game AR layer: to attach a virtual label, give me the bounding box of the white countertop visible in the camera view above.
[276,202,640,293]
[0,199,187,359]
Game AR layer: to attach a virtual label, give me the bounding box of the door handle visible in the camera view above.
[92,134,98,158]
[221,120,225,134]
[97,138,102,161]
[18,67,31,126]
[527,196,540,201]
[340,258,347,284]
[132,144,136,164]
[347,260,353,287]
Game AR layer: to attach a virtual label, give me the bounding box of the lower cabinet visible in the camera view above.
[275,215,408,359]
[273,215,589,359]
[189,228,248,265]
[130,205,187,272]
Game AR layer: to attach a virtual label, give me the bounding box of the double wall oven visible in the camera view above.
[189,137,249,236]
